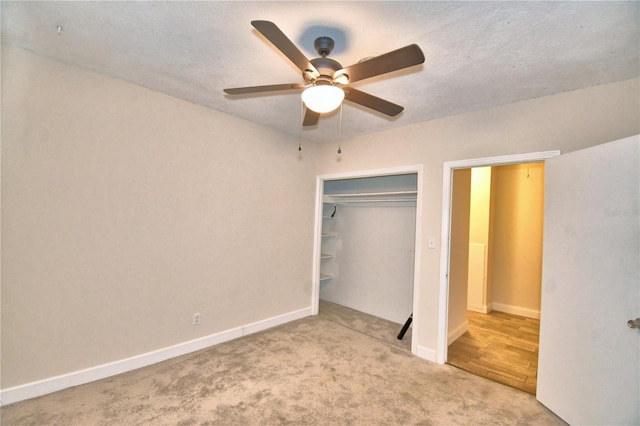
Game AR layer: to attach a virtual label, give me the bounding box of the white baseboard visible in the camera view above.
[492,302,540,319]
[447,320,469,345]
[416,345,438,363]
[0,306,312,406]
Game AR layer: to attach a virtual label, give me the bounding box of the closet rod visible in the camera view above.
[326,190,417,198]
[330,199,416,204]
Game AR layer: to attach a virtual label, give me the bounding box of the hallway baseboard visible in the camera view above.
[492,303,540,319]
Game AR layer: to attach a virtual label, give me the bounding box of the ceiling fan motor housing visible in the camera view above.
[306,57,343,80]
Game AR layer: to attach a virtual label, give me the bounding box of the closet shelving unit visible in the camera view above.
[320,233,336,282]
[320,203,337,282]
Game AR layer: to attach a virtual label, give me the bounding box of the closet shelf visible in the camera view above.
[320,273,334,281]
[321,253,334,259]
[324,190,417,204]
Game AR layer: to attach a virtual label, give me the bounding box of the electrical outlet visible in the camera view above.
[193,313,201,326]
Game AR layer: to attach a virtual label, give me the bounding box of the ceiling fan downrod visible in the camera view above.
[314,36,334,57]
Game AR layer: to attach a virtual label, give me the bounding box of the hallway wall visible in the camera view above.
[489,163,545,317]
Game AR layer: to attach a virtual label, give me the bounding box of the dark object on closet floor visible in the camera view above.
[397,313,412,340]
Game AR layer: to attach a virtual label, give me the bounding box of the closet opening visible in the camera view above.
[312,166,422,355]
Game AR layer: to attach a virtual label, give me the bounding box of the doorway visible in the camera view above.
[447,163,545,394]
[312,165,423,355]
[436,151,560,386]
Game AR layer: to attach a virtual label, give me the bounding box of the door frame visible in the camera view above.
[437,150,560,363]
[312,164,423,356]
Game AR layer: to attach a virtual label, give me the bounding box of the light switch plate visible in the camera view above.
[428,237,436,249]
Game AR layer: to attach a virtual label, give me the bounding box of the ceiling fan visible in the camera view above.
[223,21,425,127]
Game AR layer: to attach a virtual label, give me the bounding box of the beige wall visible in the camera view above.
[1,47,317,388]
[469,167,492,245]
[489,163,545,315]
[315,77,640,355]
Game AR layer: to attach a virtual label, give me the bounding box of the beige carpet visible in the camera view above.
[1,306,564,425]
[318,300,412,352]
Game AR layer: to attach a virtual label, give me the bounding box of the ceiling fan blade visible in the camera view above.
[337,44,425,84]
[302,108,320,127]
[224,83,306,95]
[344,88,404,117]
[251,20,319,78]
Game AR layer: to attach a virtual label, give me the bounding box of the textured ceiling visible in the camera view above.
[2,1,638,142]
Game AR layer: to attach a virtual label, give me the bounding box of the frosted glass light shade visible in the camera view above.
[301,85,344,113]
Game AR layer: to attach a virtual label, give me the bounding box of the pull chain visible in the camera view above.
[298,99,303,151]
[337,103,343,154]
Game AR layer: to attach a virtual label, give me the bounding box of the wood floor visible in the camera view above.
[447,310,539,395]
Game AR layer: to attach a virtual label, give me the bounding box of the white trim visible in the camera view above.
[416,345,438,363]
[0,307,312,406]
[437,150,561,365]
[492,303,541,319]
[311,176,324,316]
[411,166,423,356]
[441,151,561,170]
[316,165,423,181]
[313,165,424,357]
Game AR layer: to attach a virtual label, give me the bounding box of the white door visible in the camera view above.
[537,135,639,424]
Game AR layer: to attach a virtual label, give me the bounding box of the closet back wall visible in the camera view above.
[320,175,417,324]
[320,205,416,324]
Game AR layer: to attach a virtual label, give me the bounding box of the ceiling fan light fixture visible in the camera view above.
[301,84,344,113]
